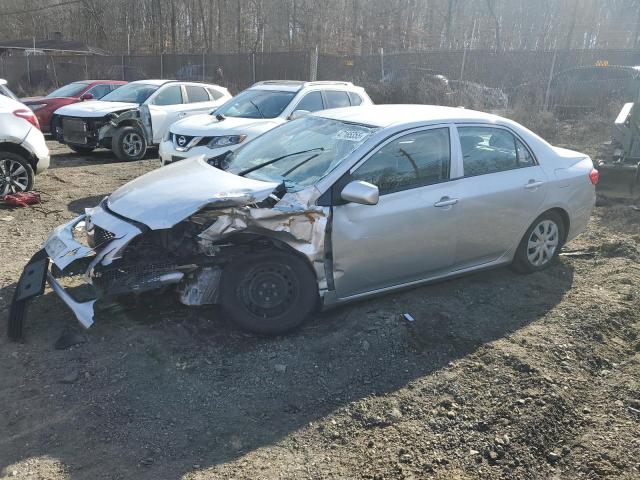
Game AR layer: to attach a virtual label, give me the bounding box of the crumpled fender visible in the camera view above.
[98,107,153,143]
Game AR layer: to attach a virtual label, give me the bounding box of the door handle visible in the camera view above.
[434,196,459,207]
[525,180,545,189]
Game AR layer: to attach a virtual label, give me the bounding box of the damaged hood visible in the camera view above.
[169,114,283,137]
[107,156,280,229]
[55,100,139,117]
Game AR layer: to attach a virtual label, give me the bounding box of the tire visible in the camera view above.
[512,211,565,274]
[112,126,147,161]
[69,145,95,154]
[0,151,34,195]
[220,251,318,335]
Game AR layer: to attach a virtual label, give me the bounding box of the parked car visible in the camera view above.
[52,80,231,160]
[0,94,49,194]
[0,79,20,101]
[11,105,597,339]
[159,80,372,166]
[21,80,127,134]
[549,65,640,115]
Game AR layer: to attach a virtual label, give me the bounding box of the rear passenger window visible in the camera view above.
[185,86,210,103]
[352,128,450,195]
[153,85,183,106]
[325,91,351,109]
[348,92,363,105]
[207,87,225,100]
[459,126,532,177]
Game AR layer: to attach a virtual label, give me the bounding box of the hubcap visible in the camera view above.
[527,219,559,267]
[122,132,143,157]
[238,263,298,318]
[0,158,29,195]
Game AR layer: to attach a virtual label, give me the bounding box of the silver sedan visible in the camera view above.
[11,105,597,338]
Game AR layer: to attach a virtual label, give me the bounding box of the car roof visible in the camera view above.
[314,104,503,128]
[250,80,357,92]
[85,80,128,84]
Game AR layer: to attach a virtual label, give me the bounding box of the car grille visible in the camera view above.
[62,117,88,144]
[93,226,116,247]
[92,261,178,296]
[172,133,195,150]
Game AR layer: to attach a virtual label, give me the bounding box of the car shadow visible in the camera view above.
[47,148,159,169]
[0,260,575,479]
[67,195,110,214]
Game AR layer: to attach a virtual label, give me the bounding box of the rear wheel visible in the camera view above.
[0,151,34,195]
[512,211,565,274]
[220,251,318,335]
[69,145,95,154]
[112,126,147,161]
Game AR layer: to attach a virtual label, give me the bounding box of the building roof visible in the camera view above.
[0,39,107,55]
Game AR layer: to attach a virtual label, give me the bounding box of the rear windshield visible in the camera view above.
[100,83,159,104]
[0,83,19,101]
[46,82,90,98]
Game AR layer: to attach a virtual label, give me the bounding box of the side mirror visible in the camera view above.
[289,109,310,120]
[81,93,94,101]
[341,180,379,205]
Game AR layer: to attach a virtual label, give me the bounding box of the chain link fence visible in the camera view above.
[2,49,639,114]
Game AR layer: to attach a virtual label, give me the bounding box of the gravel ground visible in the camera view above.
[0,138,638,480]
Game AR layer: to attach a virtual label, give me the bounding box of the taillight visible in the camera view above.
[13,108,40,130]
[589,168,599,185]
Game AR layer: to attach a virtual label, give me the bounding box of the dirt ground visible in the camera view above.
[0,132,639,480]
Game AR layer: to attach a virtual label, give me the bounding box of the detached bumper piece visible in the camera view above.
[8,249,49,340]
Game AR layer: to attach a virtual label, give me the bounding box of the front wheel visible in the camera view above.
[512,211,565,274]
[0,151,34,195]
[112,126,147,161]
[220,251,319,335]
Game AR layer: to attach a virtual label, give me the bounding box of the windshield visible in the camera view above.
[46,82,89,98]
[100,83,158,104]
[214,89,296,119]
[0,84,19,101]
[224,116,378,190]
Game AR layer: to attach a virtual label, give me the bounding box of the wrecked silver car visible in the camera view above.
[9,105,596,338]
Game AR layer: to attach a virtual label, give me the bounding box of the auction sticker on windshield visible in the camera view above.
[333,129,371,142]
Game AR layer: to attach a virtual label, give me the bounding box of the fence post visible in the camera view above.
[543,48,558,111]
[202,52,205,81]
[84,55,88,80]
[460,44,467,81]
[121,55,125,80]
[309,45,318,81]
[379,47,384,82]
[26,54,31,89]
[160,53,163,78]
[251,52,256,84]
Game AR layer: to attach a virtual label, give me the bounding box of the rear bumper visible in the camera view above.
[22,127,50,173]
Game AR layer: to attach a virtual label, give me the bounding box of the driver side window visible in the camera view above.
[352,128,451,195]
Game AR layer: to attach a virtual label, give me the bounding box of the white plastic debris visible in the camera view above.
[403,313,415,322]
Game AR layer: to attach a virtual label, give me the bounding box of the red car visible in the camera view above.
[21,80,127,133]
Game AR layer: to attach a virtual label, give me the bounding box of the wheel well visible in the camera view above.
[223,233,318,280]
[0,142,37,172]
[546,207,571,242]
[116,120,143,130]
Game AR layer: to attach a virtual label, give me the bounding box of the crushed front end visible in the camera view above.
[8,178,329,340]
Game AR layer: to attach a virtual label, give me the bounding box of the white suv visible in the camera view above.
[159,80,372,165]
[0,92,49,194]
[53,80,231,161]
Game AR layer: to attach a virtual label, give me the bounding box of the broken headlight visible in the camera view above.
[207,134,246,149]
